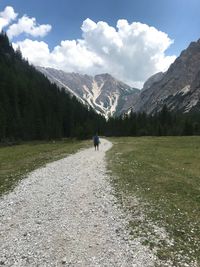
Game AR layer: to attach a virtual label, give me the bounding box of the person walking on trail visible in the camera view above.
[93,134,100,151]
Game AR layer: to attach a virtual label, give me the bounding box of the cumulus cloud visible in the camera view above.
[7,15,52,39]
[14,17,176,87]
[0,6,18,31]
[13,39,51,66]
[80,19,176,86]
[14,39,103,74]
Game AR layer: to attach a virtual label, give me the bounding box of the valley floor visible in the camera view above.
[0,139,155,266]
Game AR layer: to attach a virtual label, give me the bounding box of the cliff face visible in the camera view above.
[133,39,200,114]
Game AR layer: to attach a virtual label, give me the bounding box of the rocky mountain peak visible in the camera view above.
[132,38,200,114]
[37,67,140,118]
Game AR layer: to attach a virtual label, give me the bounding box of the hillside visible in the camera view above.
[0,32,105,142]
[132,39,200,114]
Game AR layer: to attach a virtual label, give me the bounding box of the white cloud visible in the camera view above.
[14,39,103,74]
[0,6,18,31]
[14,17,176,87]
[80,18,176,86]
[13,39,51,66]
[7,15,51,39]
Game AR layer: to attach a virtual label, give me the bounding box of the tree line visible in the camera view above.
[0,32,200,143]
[105,105,200,137]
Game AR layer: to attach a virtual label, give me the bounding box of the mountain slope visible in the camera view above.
[0,32,105,141]
[37,67,139,118]
[133,39,200,114]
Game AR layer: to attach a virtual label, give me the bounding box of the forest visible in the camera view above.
[106,106,200,137]
[0,32,105,142]
[0,31,200,143]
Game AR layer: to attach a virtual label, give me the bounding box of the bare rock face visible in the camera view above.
[142,72,165,92]
[37,67,139,118]
[133,39,200,114]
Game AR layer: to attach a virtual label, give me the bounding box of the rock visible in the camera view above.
[61,257,67,264]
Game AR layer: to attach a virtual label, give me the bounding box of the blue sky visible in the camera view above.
[0,0,200,87]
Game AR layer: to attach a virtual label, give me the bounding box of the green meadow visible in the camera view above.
[0,139,91,196]
[107,136,200,266]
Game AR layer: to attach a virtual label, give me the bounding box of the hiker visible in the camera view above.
[93,134,100,151]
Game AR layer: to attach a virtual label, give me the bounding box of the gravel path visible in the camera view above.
[0,139,155,266]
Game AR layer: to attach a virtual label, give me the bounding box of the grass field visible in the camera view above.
[0,139,91,196]
[107,137,200,266]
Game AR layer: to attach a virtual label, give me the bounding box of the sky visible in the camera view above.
[0,0,200,88]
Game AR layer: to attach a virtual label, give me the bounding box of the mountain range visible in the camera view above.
[37,67,139,118]
[37,38,200,117]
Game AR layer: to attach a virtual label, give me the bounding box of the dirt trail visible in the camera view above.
[0,139,155,266]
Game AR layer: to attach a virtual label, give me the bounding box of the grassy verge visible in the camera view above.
[107,137,200,266]
[0,139,91,196]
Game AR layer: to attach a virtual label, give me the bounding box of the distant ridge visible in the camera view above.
[38,38,200,117]
[37,67,140,118]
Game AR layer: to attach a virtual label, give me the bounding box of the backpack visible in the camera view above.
[94,135,99,144]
